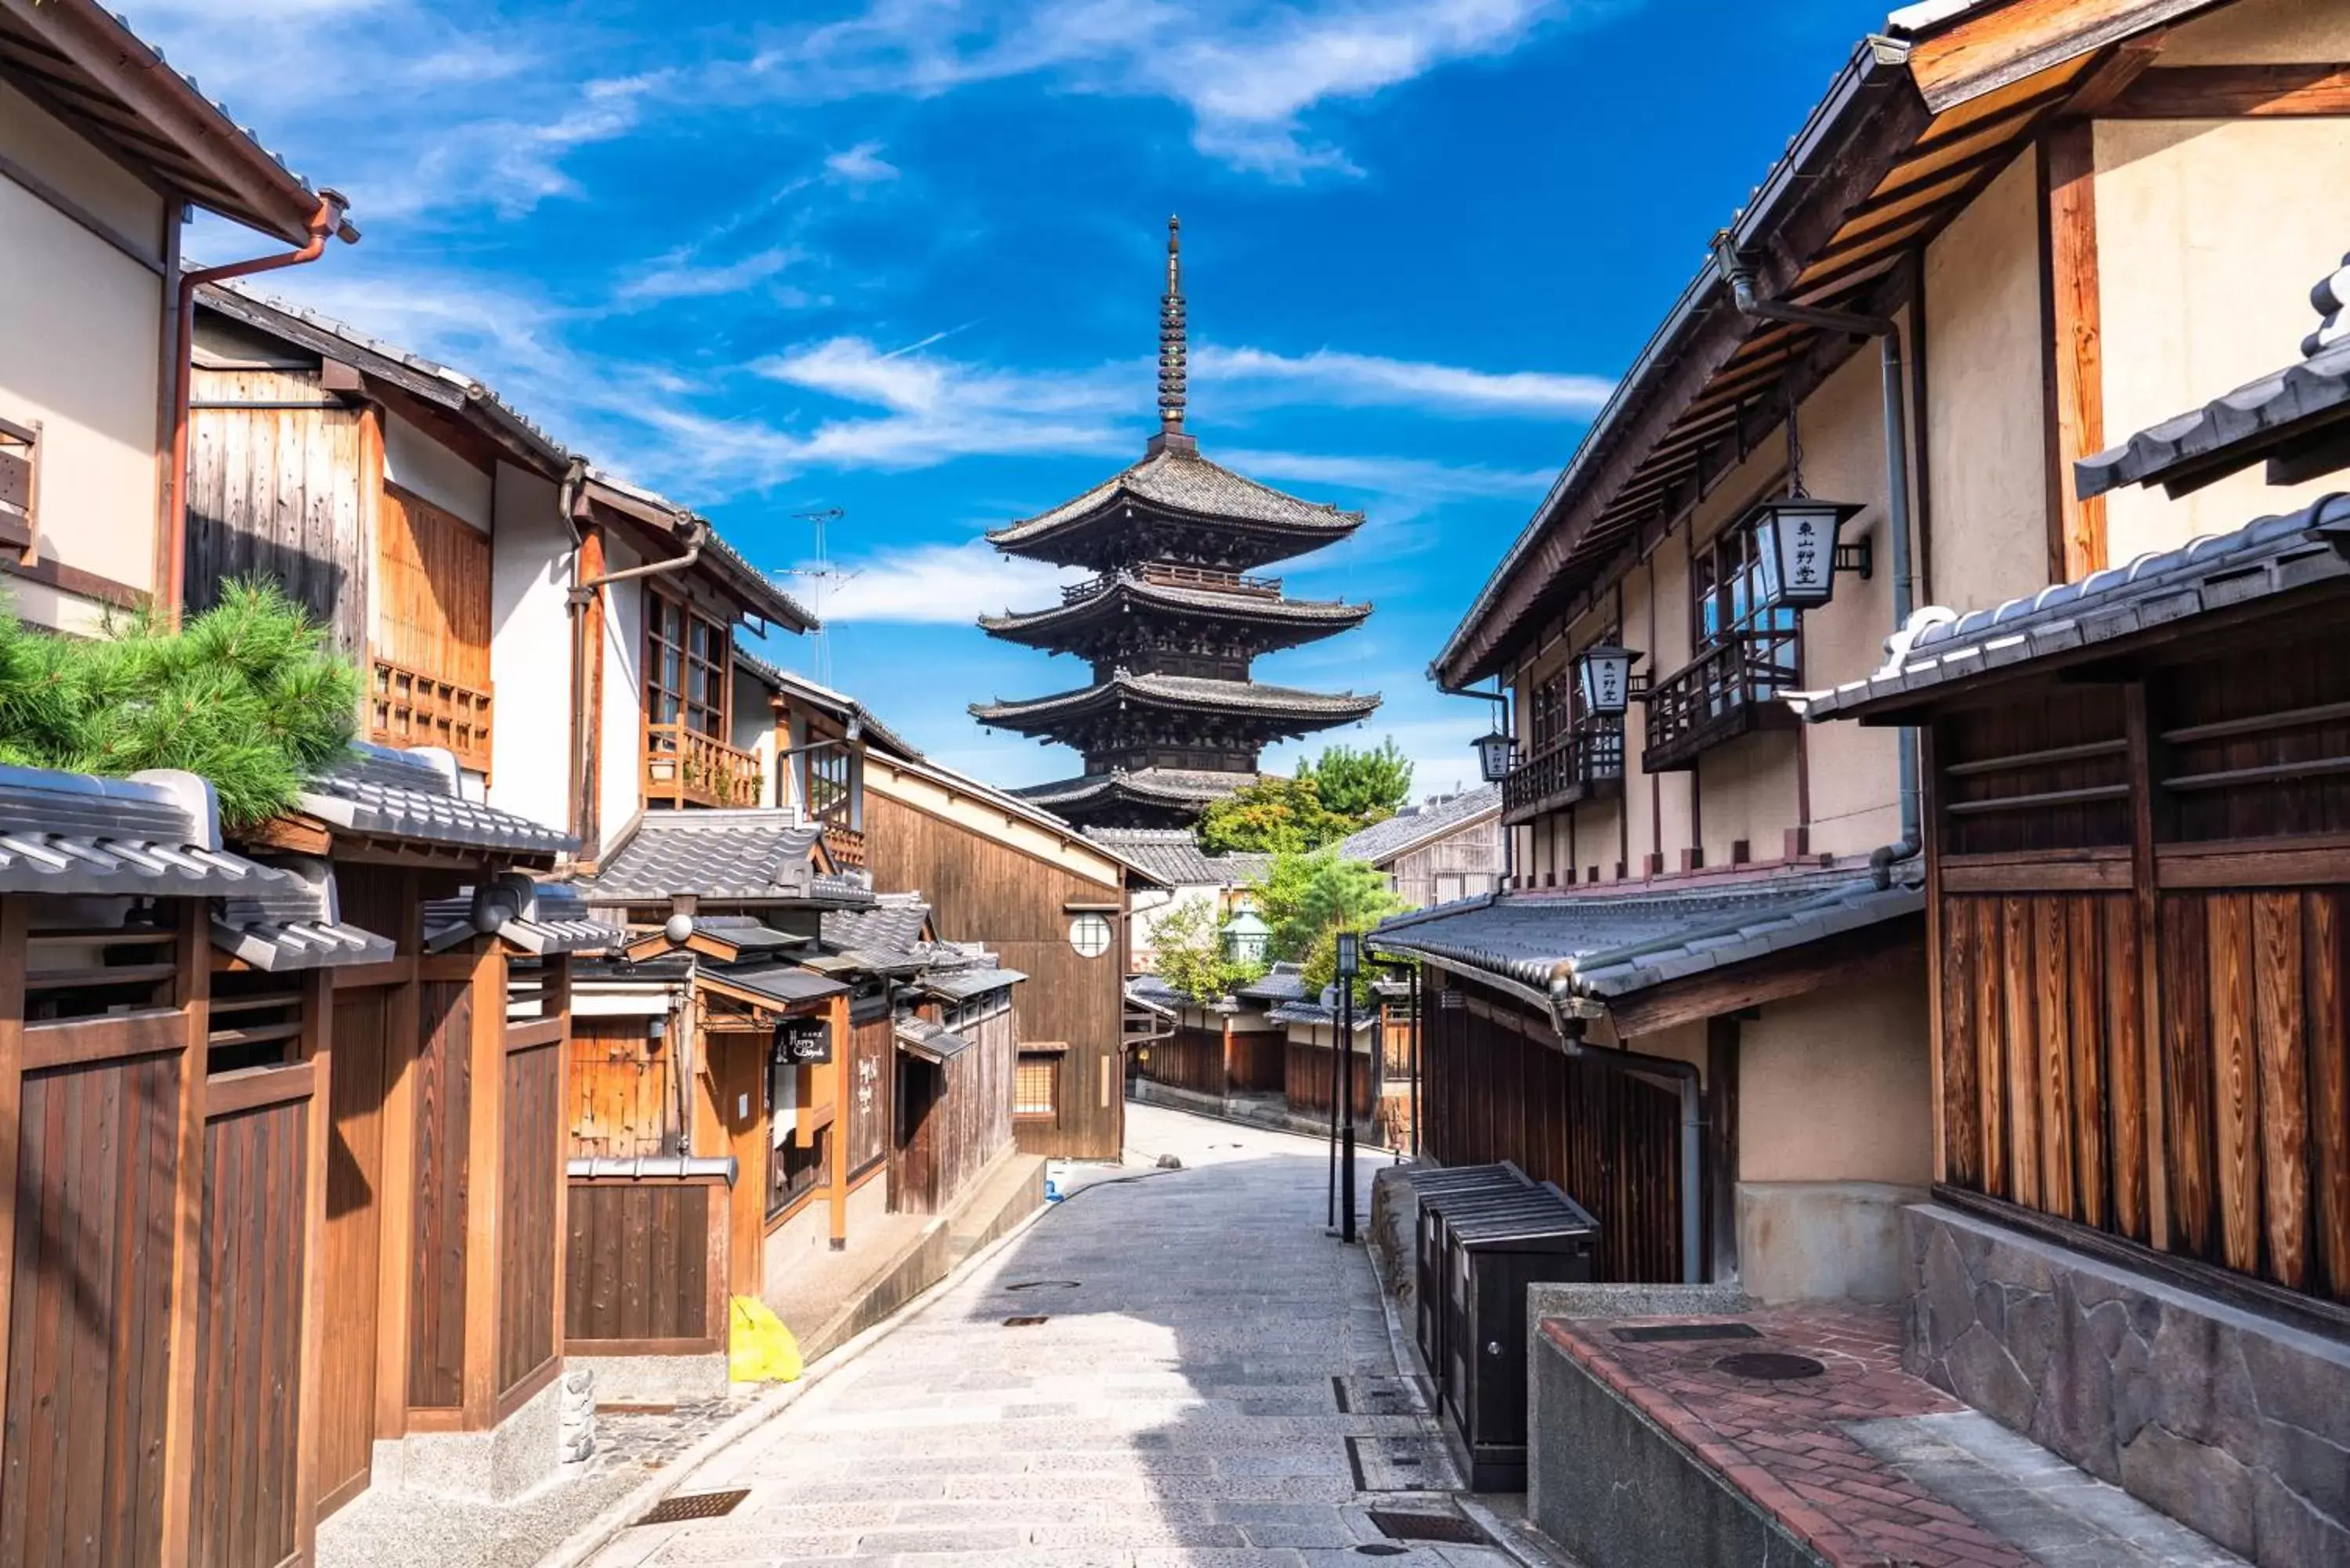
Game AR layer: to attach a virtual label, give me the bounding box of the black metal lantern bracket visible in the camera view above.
[1835,536,1874,580]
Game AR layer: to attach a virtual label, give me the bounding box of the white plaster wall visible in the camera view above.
[598,534,646,852]
[486,462,572,833]
[1130,886,1220,966]
[382,410,493,529]
[1924,150,2052,614]
[2162,0,2350,63]
[1736,959,1932,1187]
[2095,116,2350,562]
[0,84,169,616]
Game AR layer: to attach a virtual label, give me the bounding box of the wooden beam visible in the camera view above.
[294,967,332,1563]
[0,899,24,1501]
[1904,0,2227,114]
[2110,63,2350,118]
[157,903,208,1568]
[1603,915,1925,1039]
[460,941,506,1428]
[375,872,421,1441]
[2042,121,2106,581]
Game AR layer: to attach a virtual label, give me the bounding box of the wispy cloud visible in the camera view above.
[619,246,801,303]
[825,141,902,184]
[1225,448,1556,502]
[813,542,1081,623]
[1200,345,1611,417]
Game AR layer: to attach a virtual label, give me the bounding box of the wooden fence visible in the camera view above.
[564,1177,729,1355]
[1283,1039,1376,1121]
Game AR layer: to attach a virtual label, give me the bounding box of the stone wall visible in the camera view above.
[1903,1202,2350,1567]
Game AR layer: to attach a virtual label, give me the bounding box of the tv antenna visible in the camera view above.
[773,508,854,685]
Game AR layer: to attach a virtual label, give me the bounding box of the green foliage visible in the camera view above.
[0,579,357,829]
[1195,772,1355,854]
[1297,739,1412,821]
[1249,848,1407,1004]
[1149,895,1264,1005]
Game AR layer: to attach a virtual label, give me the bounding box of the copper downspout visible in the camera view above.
[164,191,356,623]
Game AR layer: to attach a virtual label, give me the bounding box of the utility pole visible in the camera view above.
[775,507,850,685]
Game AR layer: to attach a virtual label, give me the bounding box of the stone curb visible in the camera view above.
[535,1194,1058,1568]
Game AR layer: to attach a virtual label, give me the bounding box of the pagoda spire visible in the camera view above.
[1155,215,1192,451]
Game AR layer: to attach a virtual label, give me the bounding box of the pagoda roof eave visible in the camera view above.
[1014,768,1256,811]
[978,577,1372,646]
[987,445,1362,562]
[970,674,1380,734]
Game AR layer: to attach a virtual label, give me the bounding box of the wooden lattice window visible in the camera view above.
[803,741,851,821]
[646,588,728,739]
[0,414,38,559]
[1693,515,1799,693]
[1015,1051,1061,1118]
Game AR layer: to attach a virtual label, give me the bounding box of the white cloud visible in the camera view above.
[812,541,1082,623]
[1223,448,1555,502]
[620,247,799,302]
[1199,345,1611,417]
[825,141,902,183]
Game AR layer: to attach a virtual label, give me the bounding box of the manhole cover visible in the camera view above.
[635,1488,748,1526]
[1003,1280,1081,1291]
[1002,1314,1050,1327]
[1614,1321,1762,1344]
[1370,1508,1489,1544]
[1357,1547,1411,1558]
[1716,1351,1827,1381]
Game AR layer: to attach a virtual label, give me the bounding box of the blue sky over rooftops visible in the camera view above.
[156,0,1885,793]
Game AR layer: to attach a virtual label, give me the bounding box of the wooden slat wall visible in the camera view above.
[496,1040,561,1396]
[845,1015,892,1180]
[187,1097,309,1568]
[184,370,370,657]
[317,990,389,1518]
[0,1052,180,1566]
[1938,883,2350,1303]
[862,789,1123,1159]
[1422,979,1684,1284]
[1134,1027,1224,1097]
[1230,1035,1285,1093]
[562,1180,723,1350]
[898,1010,1015,1218]
[1283,1039,1375,1120]
[408,980,471,1410]
[375,488,491,692]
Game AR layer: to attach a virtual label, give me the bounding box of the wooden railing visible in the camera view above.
[642,722,764,808]
[1064,562,1284,604]
[372,657,492,774]
[1502,724,1625,822]
[1640,629,1799,774]
[821,820,867,869]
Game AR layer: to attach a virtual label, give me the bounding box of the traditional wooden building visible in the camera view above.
[1084,826,1268,971]
[1334,787,1503,909]
[974,220,1378,828]
[1795,291,2350,1559]
[1376,0,2350,1303]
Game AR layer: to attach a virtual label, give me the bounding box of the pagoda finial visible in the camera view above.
[1158,215,1188,436]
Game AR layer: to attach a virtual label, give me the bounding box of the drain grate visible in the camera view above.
[1357,1546,1411,1558]
[1369,1508,1491,1545]
[635,1488,747,1526]
[1613,1321,1762,1344]
[1002,1314,1050,1327]
[1716,1351,1827,1381]
[1003,1279,1081,1291]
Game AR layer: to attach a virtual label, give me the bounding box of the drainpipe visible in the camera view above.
[1545,970,1704,1284]
[165,192,358,624]
[1712,237,1921,888]
[566,510,710,845]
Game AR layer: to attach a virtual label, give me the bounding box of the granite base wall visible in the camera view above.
[370,1367,570,1503]
[1904,1201,2350,1568]
[1738,1180,1928,1303]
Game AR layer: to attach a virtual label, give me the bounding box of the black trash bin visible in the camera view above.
[1404,1163,1520,1379]
[1421,1166,1598,1491]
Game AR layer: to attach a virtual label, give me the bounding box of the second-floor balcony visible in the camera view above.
[820,819,866,869]
[643,722,764,810]
[1640,628,1799,774]
[1062,562,1284,605]
[1502,724,1625,825]
[372,657,492,775]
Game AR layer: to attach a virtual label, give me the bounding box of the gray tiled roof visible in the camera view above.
[421,876,623,956]
[1236,963,1307,1003]
[988,445,1362,551]
[1368,868,1921,1002]
[1081,827,1270,887]
[214,857,395,970]
[1335,787,1502,867]
[973,672,1378,728]
[1795,496,2350,722]
[1017,768,1256,811]
[299,744,573,856]
[581,810,850,902]
[710,963,847,1007]
[822,894,931,956]
[1267,986,1375,1032]
[0,764,293,898]
[895,1016,973,1064]
[981,576,1371,636]
[2076,334,2350,500]
[920,964,1026,1003]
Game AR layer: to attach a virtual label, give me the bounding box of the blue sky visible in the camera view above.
[156,0,1885,793]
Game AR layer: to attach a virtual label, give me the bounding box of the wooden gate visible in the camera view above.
[316,988,391,1517]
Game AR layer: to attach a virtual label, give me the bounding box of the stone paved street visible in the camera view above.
[582,1104,1524,1568]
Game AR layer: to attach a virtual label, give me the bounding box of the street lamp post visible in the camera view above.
[1337,930,1360,1244]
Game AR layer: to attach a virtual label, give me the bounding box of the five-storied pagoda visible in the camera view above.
[974,219,1379,829]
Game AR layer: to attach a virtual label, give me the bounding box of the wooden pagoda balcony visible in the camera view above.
[1063,562,1284,605]
[371,656,493,775]
[820,818,866,869]
[1502,725,1625,825]
[643,722,764,809]
[1641,629,1799,774]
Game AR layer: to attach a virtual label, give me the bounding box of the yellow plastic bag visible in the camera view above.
[728,1295,804,1384]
